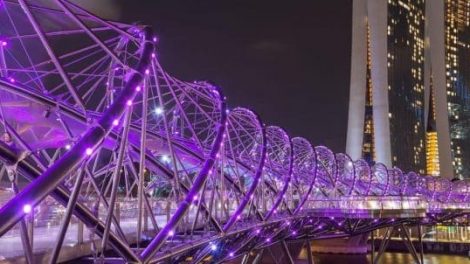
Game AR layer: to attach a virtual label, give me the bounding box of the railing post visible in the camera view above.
[371,230,375,264]
[115,202,121,225]
[77,218,84,244]
[144,205,148,232]
[418,224,424,264]
[28,209,34,250]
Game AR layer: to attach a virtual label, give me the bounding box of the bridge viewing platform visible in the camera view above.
[0,1,469,264]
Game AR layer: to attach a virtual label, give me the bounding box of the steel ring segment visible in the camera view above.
[353,159,372,195]
[314,146,339,199]
[222,107,267,232]
[370,162,389,196]
[291,137,317,214]
[139,83,227,262]
[263,126,294,219]
[334,152,356,196]
[0,141,139,261]
[0,26,154,236]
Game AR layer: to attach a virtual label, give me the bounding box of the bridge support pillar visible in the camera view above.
[306,239,314,264]
[418,224,424,264]
[281,240,295,264]
[374,224,424,264]
[311,234,369,254]
[253,240,303,264]
[370,231,375,264]
[252,249,264,264]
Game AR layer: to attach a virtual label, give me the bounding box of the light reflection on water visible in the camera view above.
[296,251,470,264]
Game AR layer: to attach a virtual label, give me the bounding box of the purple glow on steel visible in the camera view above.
[141,83,227,261]
[1,41,7,47]
[229,252,234,257]
[1,2,469,262]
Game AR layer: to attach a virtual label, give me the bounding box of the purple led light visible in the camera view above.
[112,119,119,126]
[85,148,93,156]
[154,107,163,115]
[136,86,141,92]
[126,100,133,106]
[229,252,234,257]
[23,204,32,214]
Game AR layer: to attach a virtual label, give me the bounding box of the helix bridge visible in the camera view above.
[0,1,468,263]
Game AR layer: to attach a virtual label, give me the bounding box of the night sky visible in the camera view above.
[114,1,352,152]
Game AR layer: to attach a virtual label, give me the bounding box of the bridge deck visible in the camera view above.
[0,195,465,263]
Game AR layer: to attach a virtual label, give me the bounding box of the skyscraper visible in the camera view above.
[348,0,470,179]
[347,0,427,174]
[426,0,470,178]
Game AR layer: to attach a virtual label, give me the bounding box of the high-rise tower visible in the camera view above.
[425,0,470,178]
[347,0,427,174]
[348,0,470,178]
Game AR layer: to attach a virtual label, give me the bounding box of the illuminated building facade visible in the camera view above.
[425,0,470,179]
[426,79,440,176]
[348,0,470,178]
[443,0,470,178]
[347,0,426,173]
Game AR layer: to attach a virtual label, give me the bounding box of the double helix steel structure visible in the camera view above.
[0,1,469,263]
